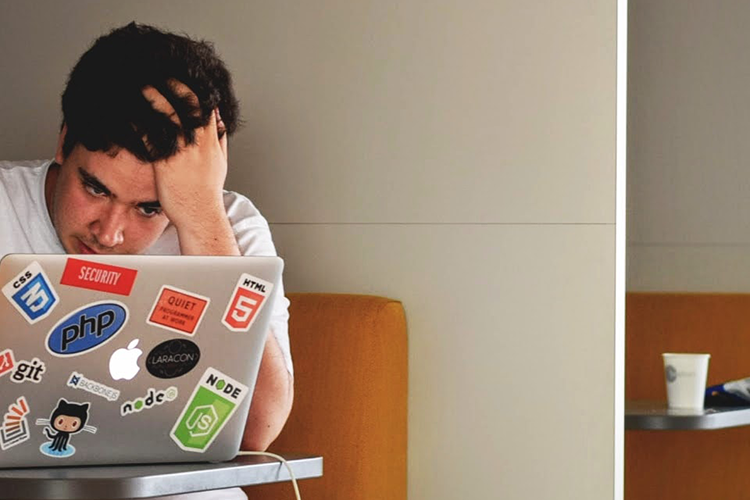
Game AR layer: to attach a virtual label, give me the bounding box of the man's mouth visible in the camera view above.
[77,239,98,255]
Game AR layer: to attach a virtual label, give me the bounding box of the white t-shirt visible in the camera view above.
[0,159,293,500]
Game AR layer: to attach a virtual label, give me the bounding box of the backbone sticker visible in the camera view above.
[221,274,273,332]
[0,396,30,451]
[67,371,121,402]
[60,258,138,296]
[147,286,210,336]
[170,367,248,453]
[2,261,59,324]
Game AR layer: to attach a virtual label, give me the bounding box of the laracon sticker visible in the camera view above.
[170,368,248,453]
[10,357,46,384]
[121,387,178,416]
[221,274,273,332]
[46,301,128,357]
[68,372,121,402]
[1,397,30,450]
[146,339,201,379]
[2,261,59,324]
[0,349,16,378]
[36,399,97,458]
[147,286,210,336]
[60,258,138,296]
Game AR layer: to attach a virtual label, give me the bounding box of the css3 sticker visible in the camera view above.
[170,368,248,453]
[221,274,273,332]
[2,261,59,324]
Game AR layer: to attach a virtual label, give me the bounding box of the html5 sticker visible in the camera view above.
[2,261,59,324]
[147,286,210,336]
[221,274,273,332]
[60,258,138,296]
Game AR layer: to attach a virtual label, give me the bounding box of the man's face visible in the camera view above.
[48,133,170,255]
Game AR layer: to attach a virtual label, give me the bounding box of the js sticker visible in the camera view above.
[2,261,59,324]
[170,368,248,452]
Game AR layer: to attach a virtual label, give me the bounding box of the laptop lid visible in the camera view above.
[0,254,282,468]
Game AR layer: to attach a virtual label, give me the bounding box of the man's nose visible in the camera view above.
[91,205,126,248]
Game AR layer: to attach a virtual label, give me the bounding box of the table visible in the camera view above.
[0,454,323,499]
[626,400,750,430]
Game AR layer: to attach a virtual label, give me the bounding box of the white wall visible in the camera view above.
[628,0,750,291]
[0,1,620,498]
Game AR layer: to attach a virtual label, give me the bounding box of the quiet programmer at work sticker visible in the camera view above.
[2,261,59,324]
[147,286,210,336]
[221,274,273,332]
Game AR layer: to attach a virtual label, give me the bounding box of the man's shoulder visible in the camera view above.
[0,159,51,184]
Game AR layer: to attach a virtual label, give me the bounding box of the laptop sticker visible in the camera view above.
[0,397,30,451]
[60,258,138,296]
[67,372,121,402]
[221,274,273,332]
[46,301,128,357]
[120,387,178,416]
[2,261,59,325]
[146,339,201,379]
[0,349,16,378]
[108,339,143,381]
[147,286,210,336]
[37,399,97,458]
[10,357,46,384]
[170,368,248,453]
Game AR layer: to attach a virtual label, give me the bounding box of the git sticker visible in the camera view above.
[147,286,210,336]
[221,274,273,332]
[170,368,248,453]
[2,261,59,324]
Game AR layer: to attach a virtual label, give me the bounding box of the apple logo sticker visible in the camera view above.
[109,339,143,381]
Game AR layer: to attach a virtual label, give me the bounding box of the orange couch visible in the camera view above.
[246,293,408,500]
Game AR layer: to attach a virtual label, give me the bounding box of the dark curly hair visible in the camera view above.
[60,22,240,162]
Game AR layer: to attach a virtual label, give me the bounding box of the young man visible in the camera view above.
[0,23,292,500]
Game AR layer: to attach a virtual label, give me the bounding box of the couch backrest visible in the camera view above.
[246,293,408,500]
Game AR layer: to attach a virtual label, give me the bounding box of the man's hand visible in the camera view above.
[142,82,238,255]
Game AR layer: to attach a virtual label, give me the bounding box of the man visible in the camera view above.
[0,22,293,500]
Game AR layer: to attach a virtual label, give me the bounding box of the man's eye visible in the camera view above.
[84,183,106,196]
[137,206,162,218]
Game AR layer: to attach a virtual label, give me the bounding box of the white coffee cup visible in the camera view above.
[662,353,711,410]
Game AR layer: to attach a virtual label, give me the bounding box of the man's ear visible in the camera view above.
[55,124,67,165]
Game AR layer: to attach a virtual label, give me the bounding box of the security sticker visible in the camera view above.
[121,387,178,416]
[2,261,59,324]
[10,357,46,384]
[67,372,121,402]
[60,258,138,296]
[170,368,248,453]
[0,349,16,378]
[46,301,129,357]
[147,286,210,336]
[36,398,97,458]
[1,397,30,451]
[221,274,273,332]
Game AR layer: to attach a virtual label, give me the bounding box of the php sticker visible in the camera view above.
[170,368,248,453]
[147,286,210,336]
[60,258,138,296]
[1,397,30,451]
[2,261,59,324]
[146,339,201,379]
[10,357,46,384]
[121,387,178,416]
[46,301,128,357]
[68,372,121,402]
[36,399,97,458]
[221,274,273,332]
[0,349,16,378]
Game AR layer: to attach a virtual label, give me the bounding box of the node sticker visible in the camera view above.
[2,261,59,324]
[0,349,16,378]
[121,387,178,416]
[36,399,96,458]
[170,368,248,453]
[1,397,30,451]
[221,274,273,332]
[60,258,138,296]
[147,286,210,336]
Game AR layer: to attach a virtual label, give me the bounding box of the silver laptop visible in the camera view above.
[0,253,282,468]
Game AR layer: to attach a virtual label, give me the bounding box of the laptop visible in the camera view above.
[0,253,283,468]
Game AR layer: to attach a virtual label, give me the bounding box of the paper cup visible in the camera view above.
[662,353,710,409]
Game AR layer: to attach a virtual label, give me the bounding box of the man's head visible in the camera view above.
[48,22,238,255]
